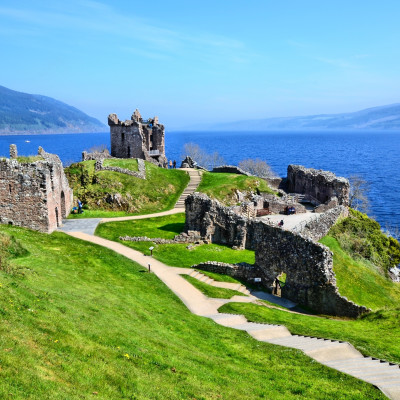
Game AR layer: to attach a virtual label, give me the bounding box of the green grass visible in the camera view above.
[220,302,400,365]
[320,236,400,310]
[16,155,44,163]
[183,275,246,299]
[97,213,185,239]
[197,171,276,205]
[196,269,242,283]
[103,158,139,171]
[0,225,384,399]
[65,160,189,218]
[95,215,255,268]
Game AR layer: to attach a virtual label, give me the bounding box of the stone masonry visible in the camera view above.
[0,145,73,233]
[185,193,367,317]
[108,109,167,167]
[287,164,350,207]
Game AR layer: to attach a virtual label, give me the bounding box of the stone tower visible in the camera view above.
[108,109,167,167]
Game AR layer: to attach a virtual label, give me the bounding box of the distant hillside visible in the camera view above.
[0,85,107,134]
[206,104,400,131]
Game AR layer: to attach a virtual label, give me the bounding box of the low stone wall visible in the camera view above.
[191,261,263,282]
[82,149,112,161]
[294,206,348,241]
[184,193,368,317]
[212,165,252,176]
[120,230,202,244]
[95,158,146,179]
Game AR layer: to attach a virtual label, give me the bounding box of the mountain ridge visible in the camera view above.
[190,103,400,131]
[0,85,107,134]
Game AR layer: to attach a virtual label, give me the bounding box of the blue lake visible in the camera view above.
[0,130,399,236]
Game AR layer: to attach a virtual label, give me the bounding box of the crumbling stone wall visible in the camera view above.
[108,109,167,167]
[0,145,73,233]
[82,149,112,161]
[190,261,263,282]
[287,165,350,207]
[184,193,367,317]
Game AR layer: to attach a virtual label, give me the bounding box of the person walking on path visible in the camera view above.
[78,199,83,214]
[173,160,176,169]
[169,160,173,169]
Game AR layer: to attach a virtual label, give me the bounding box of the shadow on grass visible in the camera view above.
[158,223,185,235]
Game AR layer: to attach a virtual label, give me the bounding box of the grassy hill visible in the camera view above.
[0,225,384,399]
[0,85,106,134]
[197,171,276,205]
[65,160,190,218]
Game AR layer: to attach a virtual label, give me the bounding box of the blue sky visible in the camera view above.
[1,0,400,128]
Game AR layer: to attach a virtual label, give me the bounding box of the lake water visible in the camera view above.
[0,130,399,237]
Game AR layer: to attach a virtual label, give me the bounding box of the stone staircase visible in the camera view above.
[187,270,251,295]
[204,313,400,399]
[175,169,202,209]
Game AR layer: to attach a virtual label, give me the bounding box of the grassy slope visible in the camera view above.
[0,226,384,399]
[220,302,400,364]
[95,215,255,267]
[321,236,400,310]
[66,160,189,218]
[197,171,275,205]
[183,275,245,299]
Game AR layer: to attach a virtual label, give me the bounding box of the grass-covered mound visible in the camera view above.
[96,214,255,267]
[0,225,383,399]
[320,209,400,310]
[65,160,189,218]
[328,209,400,274]
[220,302,400,365]
[197,171,276,205]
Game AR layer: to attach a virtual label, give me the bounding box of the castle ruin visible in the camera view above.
[0,145,73,233]
[108,109,167,167]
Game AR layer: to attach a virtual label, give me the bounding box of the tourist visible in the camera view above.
[169,160,173,169]
[173,160,176,168]
[278,219,284,227]
[78,199,83,214]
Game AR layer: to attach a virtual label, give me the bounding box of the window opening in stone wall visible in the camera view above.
[121,132,125,142]
[8,221,13,226]
[9,184,12,194]
[127,146,131,158]
[55,207,59,227]
[60,191,66,218]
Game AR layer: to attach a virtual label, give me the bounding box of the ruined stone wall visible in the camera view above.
[287,165,350,206]
[0,146,73,233]
[82,149,112,161]
[252,222,367,317]
[184,193,367,317]
[185,193,249,249]
[294,206,349,241]
[190,261,263,282]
